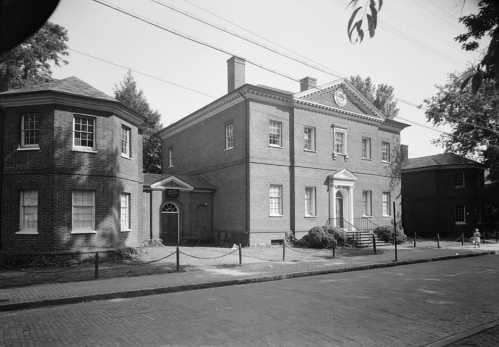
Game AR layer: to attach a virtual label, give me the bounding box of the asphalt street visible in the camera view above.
[1,255,499,346]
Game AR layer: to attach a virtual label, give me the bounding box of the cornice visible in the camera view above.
[0,92,145,126]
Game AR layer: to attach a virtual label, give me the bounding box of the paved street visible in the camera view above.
[1,255,499,346]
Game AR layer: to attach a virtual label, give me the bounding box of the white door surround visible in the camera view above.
[328,169,357,230]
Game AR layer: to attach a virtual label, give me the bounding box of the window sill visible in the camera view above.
[268,144,283,149]
[72,147,97,154]
[120,229,132,233]
[269,215,283,217]
[16,230,39,235]
[381,160,391,164]
[362,215,373,218]
[304,149,316,153]
[71,230,97,234]
[17,145,40,151]
[304,215,317,218]
[455,222,467,225]
[382,214,391,217]
[224,147,234,151]
[121,154,132,160]
[361,158,372,161]
[334,153,348,158]
[455,185,465,189]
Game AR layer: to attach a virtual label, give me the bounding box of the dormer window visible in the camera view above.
[73,115,96,152]
[20,113,40,149]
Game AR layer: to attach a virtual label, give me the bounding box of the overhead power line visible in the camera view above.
[68,47,217,98]
[90,0,300,83]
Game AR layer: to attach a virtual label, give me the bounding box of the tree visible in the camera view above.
[349,75,399,119]
[114,71,163,173]
[347,0,383,43]
[424,70,499,181]
[0,22,68,89]
[456,0,499,90]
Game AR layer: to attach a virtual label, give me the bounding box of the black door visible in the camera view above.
[160,202,179,245]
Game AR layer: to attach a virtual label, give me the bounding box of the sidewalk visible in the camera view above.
[0,243,497,312]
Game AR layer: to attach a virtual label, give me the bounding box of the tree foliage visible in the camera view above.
[456,0,499,90]
[347,0,383,43]
[424,70,499,180]
[349,75,399,119]
[0,22,68,89]
[114,71,163,173]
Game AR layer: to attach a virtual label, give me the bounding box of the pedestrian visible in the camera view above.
[472,228,481,248]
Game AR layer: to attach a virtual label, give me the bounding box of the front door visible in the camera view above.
[160,202,179,245]
[336,191,344,228]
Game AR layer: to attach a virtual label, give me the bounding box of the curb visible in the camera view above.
[0,251,496,312]
[423,318,499,347]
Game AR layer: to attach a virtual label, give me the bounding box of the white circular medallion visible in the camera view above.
[334,88,347,107]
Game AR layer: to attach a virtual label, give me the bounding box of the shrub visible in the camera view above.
[374,226,407,244]
[323,225,346,247]
[294,226,338,249]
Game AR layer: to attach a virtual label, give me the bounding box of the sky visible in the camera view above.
[48,0,484,158]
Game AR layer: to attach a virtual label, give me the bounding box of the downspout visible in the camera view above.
[289,105,295,237]
[149,189,153,240]
[238,91,250,246]
[0,107,3,250]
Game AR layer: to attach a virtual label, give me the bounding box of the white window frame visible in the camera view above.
[269,120,283,148]
[361,137,372,160]
[121,125,131,158]
[382,192,391,217]
[120,193,131,231]
[381,141,391,163]
[71,191,96,234]
[304,186,316,217]
[269,184,283,217]
[362,190,372,217]
[455,205,466,224]
[17,190,38,234]
[304,126,316,152]
[455,171,465,188]
[20,113,40,149]
[73,114,96,152]
[168,147,174,168]
[225,122,234,150]
[334,128,347,156]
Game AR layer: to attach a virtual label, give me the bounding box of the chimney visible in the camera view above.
[300,77,317,92]
[227,56,245,93]
[400,144,409,163]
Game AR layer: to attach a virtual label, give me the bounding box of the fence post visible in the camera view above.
[393,202,398,262]
[332,242,336,258]
[94,252,99,279]
[238,243,242,266]
[372,234,377,255]
[282,235,286,262]
[496,230,498,243]
[413,231,417,248]
[176,245,180,272]
[461,232,464,246]
[436,233,441,248]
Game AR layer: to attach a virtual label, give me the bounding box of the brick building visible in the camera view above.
[0,77,146,254]
[155,56,409,246]
[401,153,486,237]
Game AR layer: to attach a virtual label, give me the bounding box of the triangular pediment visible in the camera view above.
[294,80,384,120]
[332,169,357,181]
[150,176,194,191]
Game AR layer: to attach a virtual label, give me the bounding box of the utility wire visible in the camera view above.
[90,0,300,83]
[68,47,216,98]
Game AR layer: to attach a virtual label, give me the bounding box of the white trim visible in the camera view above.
[382,192,391,217]
[19,190,38,234]
[269,184,283,217]
[150,176,194,191]
[17,145,40,151]
[304,126,316,152]
[71,190,96,232]
[225,122,234,150]
[455,205,467,224]
[70,230,97,234]
[73,114,96,151]
[304,186,316,217]
[120,124,132,158]
[334,128,347,156]
[16,230,39,235]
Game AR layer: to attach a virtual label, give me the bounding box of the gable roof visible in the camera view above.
[402,153,482,172]
[0,76,116,101]
[143,173,216,191]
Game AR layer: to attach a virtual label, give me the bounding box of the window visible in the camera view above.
[72,191,95,232]
[73,115,96,150]
[305,187,316,217]
[269,185,283,216]
[304,126,316,151]
[120,193,131,231]
[18,190,38,233]
[362,190,372,216]
[168,148,174,168]
[21,113,40,148]
[382,192,391,216]
[269,120,282,147]
[121,125,131,157]
[455,205,466,224]
[381,142,391,162]
[361,137,371,160]
[455,171,465,188]
[225,122,234,150]
[334,128,347,155]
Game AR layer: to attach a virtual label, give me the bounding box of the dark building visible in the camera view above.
[401,153,486,238]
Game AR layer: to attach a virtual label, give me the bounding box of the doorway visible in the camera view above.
[336,191,344,228]
[160,202,180,245]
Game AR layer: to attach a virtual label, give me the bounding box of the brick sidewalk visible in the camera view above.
[0,245,496,311]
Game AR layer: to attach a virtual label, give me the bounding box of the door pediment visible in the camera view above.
[331,169,357,182]
[150,176,194,191]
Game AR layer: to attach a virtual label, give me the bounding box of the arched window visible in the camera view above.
[162,202,179,213]
[336,191,343,199]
